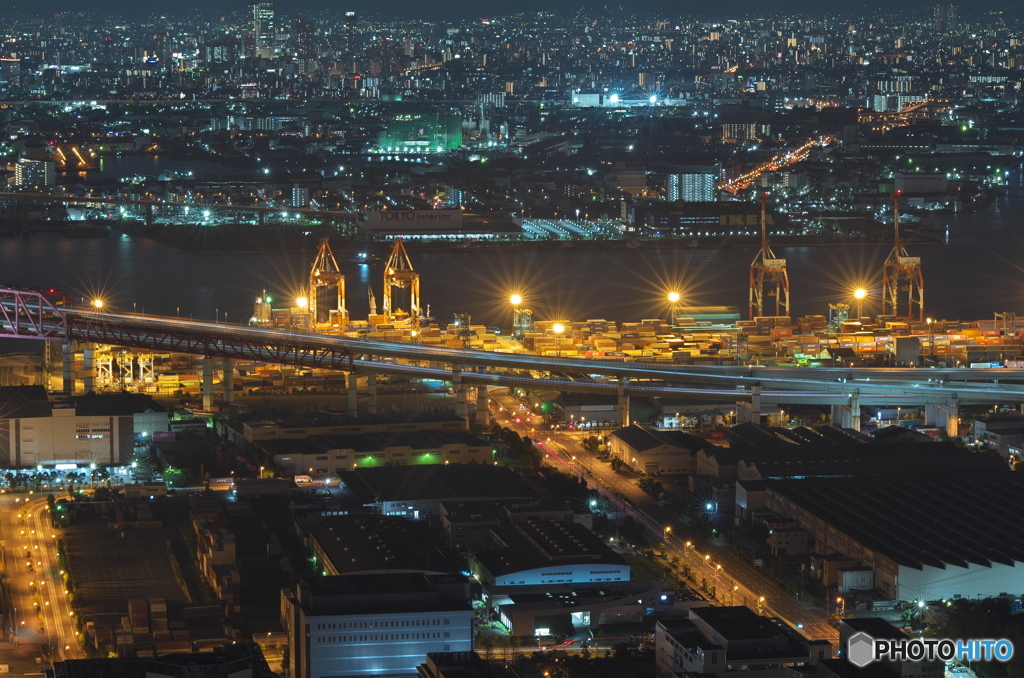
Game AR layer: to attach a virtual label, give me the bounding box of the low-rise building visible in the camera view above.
[608,424,713,475]
[218,413,468,449]
[471,520,629,586]
[763,473,1024,600]
[440,498,589,551]
[340,464,536,518]
[301,515,462,576]
[263,430,493,475]
[281,573,474,678]
[0,386,168,467]
[972,414,1024,458]
[655,606,831,678]
[487,580,674,638]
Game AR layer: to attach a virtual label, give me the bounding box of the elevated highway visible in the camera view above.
[3,286,1023,431]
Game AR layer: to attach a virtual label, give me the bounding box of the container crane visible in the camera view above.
[748,192,790,320]
[881,191,924,321]
[382,238,420,324]
[309,238,347,326]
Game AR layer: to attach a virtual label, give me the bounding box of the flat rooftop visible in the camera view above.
[342,464,536,504]
[303,514,463,574]
[691,605,787,641]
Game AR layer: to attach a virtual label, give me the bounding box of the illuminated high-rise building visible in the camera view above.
[294,19,316,59]
[667,165,720,202]
[251,0,275,58]
[14,159,55,187]
[344,11,357,51]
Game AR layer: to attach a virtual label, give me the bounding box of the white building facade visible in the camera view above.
[283,574,474,678]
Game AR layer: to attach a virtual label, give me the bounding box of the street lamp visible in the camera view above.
[92,299,104,309]
[552,323,565,357]
[853,288,867,320]
[668,291,681,326]
[510,294,522,337]
[296,297,308,309]
[926,317,934,362]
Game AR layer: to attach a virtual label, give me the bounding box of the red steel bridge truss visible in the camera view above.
[0,287,353,370]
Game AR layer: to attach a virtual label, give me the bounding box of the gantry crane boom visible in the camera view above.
[748,193,790,320]
[309,238,347,326]
[881,191,924,321]
[382,238,420,322]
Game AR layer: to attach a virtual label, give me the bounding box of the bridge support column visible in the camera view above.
[924,404,938,426]
[82,348,94,394]
[145,203,154,226]
[347,373,358,417]
[946,396,959,437]
[367,374,377,415]
[750,385,761,424]
[475,386,490,427]
[62,343,74,393]
[452,367,469,429]
[850,392,861,431]
[617,379,631,427]
[202,357,214,411]
[222,358,234,405]
[258,210,266,227]
[830,405,846,427]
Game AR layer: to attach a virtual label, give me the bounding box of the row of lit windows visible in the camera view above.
[316,618,450,630]
[316,631,450,643]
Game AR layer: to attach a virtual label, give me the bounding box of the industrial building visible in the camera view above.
[440,498,591,551]
[0,385,168,467]
[259,430,493,475]
[654,607,831,678]
[751,473,1024,601]
[487,580,675,638]
[608,424,715,475]
[281,573,474,678]
[300,515,463,576]
[470,520,629,586]
[339,464,536,518]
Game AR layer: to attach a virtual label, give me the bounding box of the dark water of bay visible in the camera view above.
[2,165,1023,331]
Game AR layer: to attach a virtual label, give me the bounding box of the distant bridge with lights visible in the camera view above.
[0,192,360,226]
[4,286,1024,433]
